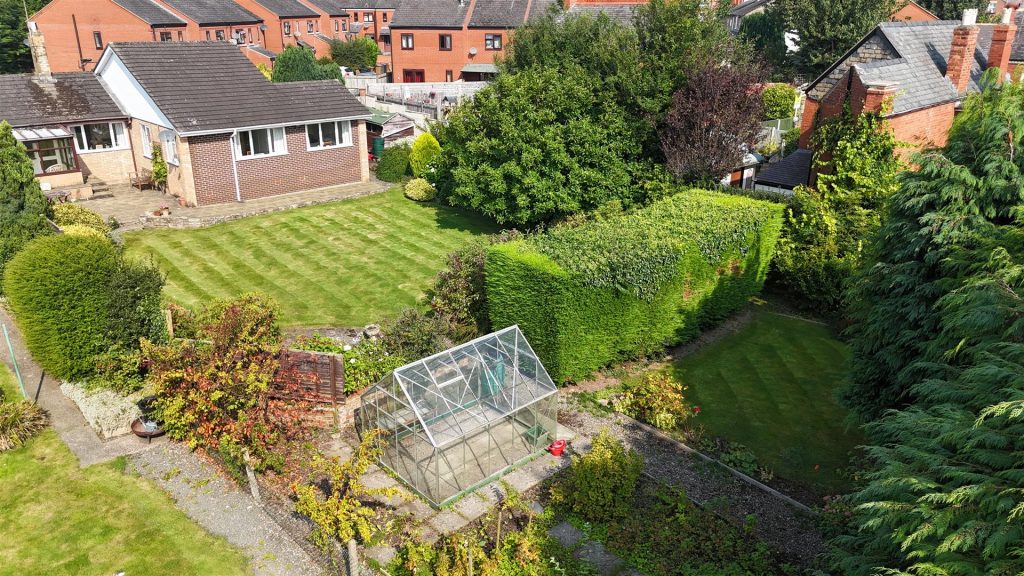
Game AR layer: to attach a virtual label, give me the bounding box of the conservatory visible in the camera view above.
[358,326,559,507]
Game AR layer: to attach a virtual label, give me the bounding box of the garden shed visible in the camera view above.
[358,326,558,507]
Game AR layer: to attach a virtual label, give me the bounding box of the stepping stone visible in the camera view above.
[452,493,492,521]
[428,510,472,535]
[548,521,584,548]
[574,541,625,575]
[395,499,434,522]
[363,545,397,566]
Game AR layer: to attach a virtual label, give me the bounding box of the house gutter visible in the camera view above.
[229,131,242,202]
[178,114,372,137]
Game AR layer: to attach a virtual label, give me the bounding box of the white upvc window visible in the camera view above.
[306,120,352,150]
[72,121,128,153]
[140,125,153,158]
[237,127,287,158]
[159,130,179,165]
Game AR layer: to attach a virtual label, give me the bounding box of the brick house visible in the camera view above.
[342,0,398,66]
[93,42,370,206]
[757,10,1019,192]
[232,0,326,55]
[0,47,134,198]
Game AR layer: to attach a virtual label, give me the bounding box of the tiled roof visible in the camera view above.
[343,0,398,9]
[564,3,637,25]
[807,21,995,115]
[302,0,349,16]
[111,0,187,26]
[1012,11,1024,61]
[108,42,369,133]
[247,45,278,58]
[390,0,469,28]
[251,0,318,17]
[468,0,531,28]
[156,0,262,25]
[729,0,770,17]
[754,149,812,189]
[0,73,125,127]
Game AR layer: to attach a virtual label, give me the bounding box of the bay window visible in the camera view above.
[72,122,127,153]
[237,127,287,158]
[306,120,352,150]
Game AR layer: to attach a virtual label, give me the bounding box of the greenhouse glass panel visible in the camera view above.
[358,326,558,506]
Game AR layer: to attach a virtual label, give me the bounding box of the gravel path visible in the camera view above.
[129,443,323,576]
[561,400,824,566]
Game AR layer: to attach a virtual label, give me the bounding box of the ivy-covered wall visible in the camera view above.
[486,190,784,383]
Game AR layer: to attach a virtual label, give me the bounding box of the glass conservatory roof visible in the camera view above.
[382,325,558,448]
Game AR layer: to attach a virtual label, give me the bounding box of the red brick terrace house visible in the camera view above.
[755,10,1020,193]
[93,42,371,206]
[342,0,399,67]
[232,0,328,55]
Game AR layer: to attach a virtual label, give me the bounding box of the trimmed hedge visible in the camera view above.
[375,143,411,182]
[486,190,783,382]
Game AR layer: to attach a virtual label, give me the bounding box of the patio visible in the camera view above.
[79,179,390,231]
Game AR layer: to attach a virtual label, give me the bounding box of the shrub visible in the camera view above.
[486,190,783,382]
[409,132,441,177]
[3,235,119,380]
[88,347,145,395]
[381,308,455,360]
[52,203,110,234]
[292,333,347,354]
[329,36,380,71]
[376,143,411,182]
[0,400,49,451]
[0,121,51,295]
[344,339,406,393]
[106,258,167,350]
[761,83,798,120]
[552,430,643,522]
[60,224,108,240]
[151,144,167,188]
[613,372,690,430]
[403,178,436,202]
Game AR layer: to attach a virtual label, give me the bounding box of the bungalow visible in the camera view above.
[93,41,371,206]
[0,54,134,199]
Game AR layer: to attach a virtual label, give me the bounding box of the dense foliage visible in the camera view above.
[0,122,50,294]
[0,0,49,73]
[409,132,441,178]
[375,143,411,182]
[146,294,305,473]
[761,84,798,120]
[52,203,109,234]
[913,0,988,20]
[771,107,901,314]
[151,144,168,189]
[329,36,379,71]
[3,235,163,381]
[739,10,790,80]
[0,399,48,451]
[834,73,1024,575]
[551,431,643,522]
[403,178,435,202]
[381,308,455,360]
[486,190,783,382]
[775,0,896,78]
[659,56,766,183]
[613,372,692,431]
[271,46,344,83]
[342,339,406,393]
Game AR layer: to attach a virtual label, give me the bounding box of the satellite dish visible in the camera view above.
[468,47,477,55]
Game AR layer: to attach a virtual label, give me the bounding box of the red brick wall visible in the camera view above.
[390,27,507,82]
[888,102,955,159]
[32,0,159,72]
[187,122,365,206]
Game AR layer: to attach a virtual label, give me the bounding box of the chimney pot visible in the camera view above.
[988,6,1019,84]
[1002,7,1013,24]
[962,8,978,25]
[946,18,980,93]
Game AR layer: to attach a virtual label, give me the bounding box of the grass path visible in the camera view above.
[124,187,497,327]
[671,308,862,495]
[0,369,249,576]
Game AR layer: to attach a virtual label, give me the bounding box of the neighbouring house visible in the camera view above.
[891,1,939,22]
[727,0,770,33]
[757,9,1020,191]
[232,0,325,55]
[92,41,371,206]
[341,0,399,69]
[297,0,353,58]
[0,47,134,199]
[753,149,812,194]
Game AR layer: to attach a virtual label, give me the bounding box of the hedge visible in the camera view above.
[375,143,411,182]
[486,190,783,383]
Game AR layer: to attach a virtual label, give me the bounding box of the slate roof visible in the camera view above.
[156,0,262,25]
[302,0,348,16]
[343,0,399,9]
[754,149,812,189]
[111,0,187,26]
[729,0,770,17]
[807,21,995,115]
[390,0,469,28]
[107,42,369,133]
[468,0,531,28]
[250,0,318,18]
[247,45,278,59]
[0,73,125,127]
[1012,11,1024,61]
[564,3,637,26]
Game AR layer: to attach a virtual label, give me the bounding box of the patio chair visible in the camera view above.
[129,169,154,191]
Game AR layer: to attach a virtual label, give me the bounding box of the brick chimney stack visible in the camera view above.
[862,81,898,115]
[26,25,52,81]
[987,7,1018,83]
[946,9,980,94]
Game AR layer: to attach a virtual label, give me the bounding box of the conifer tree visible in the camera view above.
[0,121,50,293]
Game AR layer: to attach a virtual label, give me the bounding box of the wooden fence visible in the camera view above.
[274,349,346,406]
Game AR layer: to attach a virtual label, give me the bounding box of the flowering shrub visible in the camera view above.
[344,339,406,393]
[613,372,691,430]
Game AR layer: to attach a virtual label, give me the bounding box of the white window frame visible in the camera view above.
[236,127,288,159]
[283,21,292,35]
[159,130,179,165]
[363,12,373,22]
[306,120,352,151]
[141,125,153,158]
[484,33,502,50]
[72,122,129,154]
[401,33,413,49]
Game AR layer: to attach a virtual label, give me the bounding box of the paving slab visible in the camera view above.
[363,545,397,566]
[549,521,584,548]
[575,541,626,576]
[428,509,472,534]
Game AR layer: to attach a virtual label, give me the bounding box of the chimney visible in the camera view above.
[946,9,979,94]
[987,7,1018,83]
[862,80,898,115]
[26,25,52,80]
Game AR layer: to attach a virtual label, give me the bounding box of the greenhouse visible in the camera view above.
[358,326,559,507]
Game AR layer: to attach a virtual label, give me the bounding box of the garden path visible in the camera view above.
[0,307,164,467]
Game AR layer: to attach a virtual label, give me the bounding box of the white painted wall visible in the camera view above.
[94,52,174,130]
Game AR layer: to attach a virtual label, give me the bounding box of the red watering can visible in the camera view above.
[548,439,566,457]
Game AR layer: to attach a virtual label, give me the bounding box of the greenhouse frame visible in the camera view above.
[358,326,559,507]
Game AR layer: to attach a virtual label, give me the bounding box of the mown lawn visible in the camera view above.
[672,307,862,495]
[0,367,250,576]
[124,187,497,327]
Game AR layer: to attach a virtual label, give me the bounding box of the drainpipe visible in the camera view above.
[229,131,242,202]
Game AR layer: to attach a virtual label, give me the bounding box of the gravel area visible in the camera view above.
[560,399,825,566]
[129,443,324,576]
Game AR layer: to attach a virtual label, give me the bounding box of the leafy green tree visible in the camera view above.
[739,8,790,79]
[761,83,798,120]
[776,0,897,78]
[0,0,48,74]
[431,65,649,226]
[329,36,379,71]
[0,121,50,294]
[772,106,901,314]
[833,74,1024,575]
[912,0,988,19]
[271,46,344,83]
